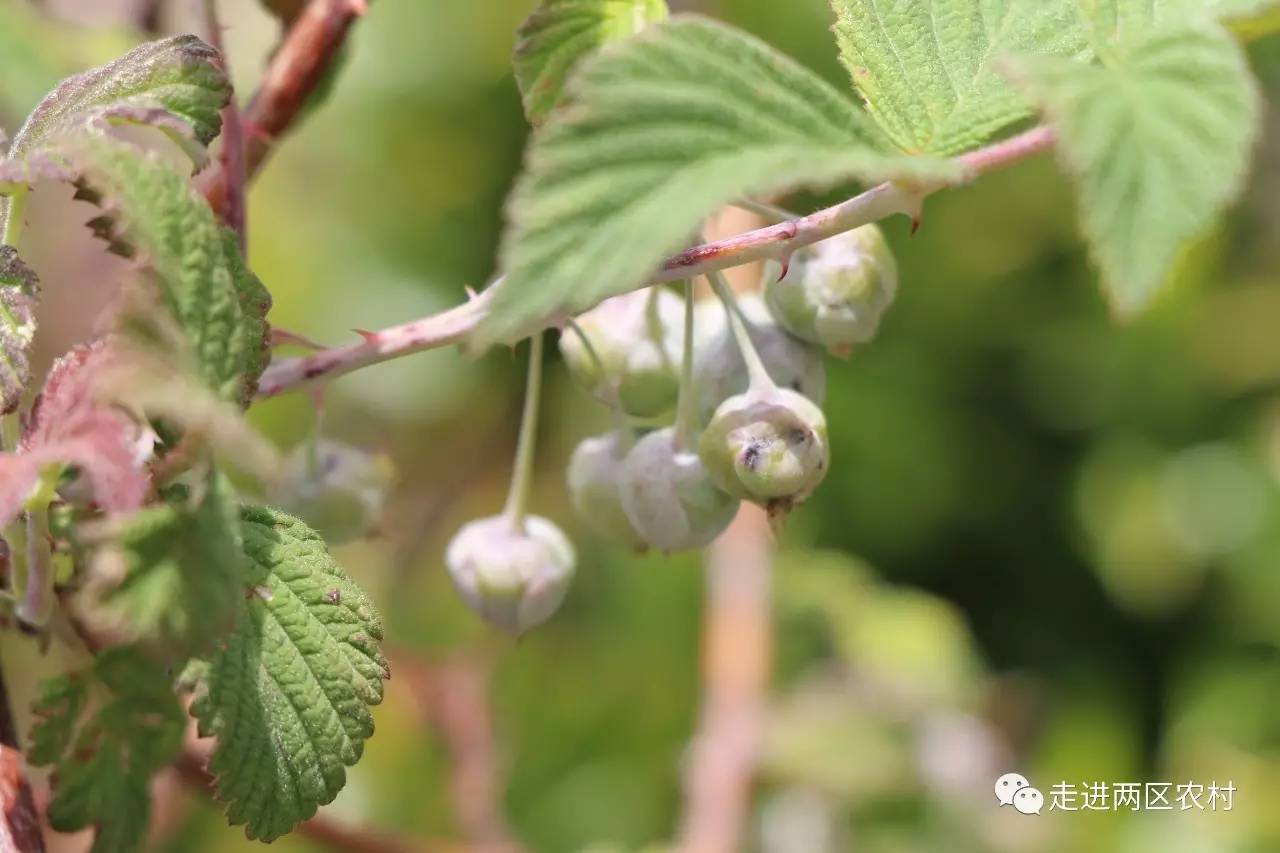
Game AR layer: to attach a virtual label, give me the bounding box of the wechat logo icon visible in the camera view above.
[995,772,1044,815]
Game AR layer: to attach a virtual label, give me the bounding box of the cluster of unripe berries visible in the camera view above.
[446,225,898,633]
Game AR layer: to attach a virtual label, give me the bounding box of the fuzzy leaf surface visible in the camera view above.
[0,246,39,414]
[514,0,669,125]
[83,472,242,657]
[28,647,185,853]
[828,0,1091,155]
[1011,22,1259,316]
[188,506,388,842]
[72,137,271,403]
[5,34,229,169]
[479,15,955,347]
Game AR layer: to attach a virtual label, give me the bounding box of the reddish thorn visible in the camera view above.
[464,285,478,302]
[270,326,325,350]
[353,329,379,344]
[777,259,790,281]
[348,0,369,15]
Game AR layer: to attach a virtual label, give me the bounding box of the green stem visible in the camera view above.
[1,189,27,248]
[567,318,618,409]
[706,270,775,395]
[503,333,545,529]
[674,280,699,451]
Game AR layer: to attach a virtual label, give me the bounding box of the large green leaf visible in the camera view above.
[828,0,1091,155]
[71,137,271,403]
[29,647,185,853]
[1010,22,1258,316]
[0,245,38,414]
[514,0,669,125]
[188,506,388,842]
[478,15,955,347]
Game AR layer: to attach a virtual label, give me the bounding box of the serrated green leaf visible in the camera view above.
[83,471,242,657]
[0,245,39,414]
[478,15,956,347]
[69,137,271,403]
[29,647,185,853]
[1010,23,1259,316]
[514,0,669,125]
[5,34,229,169]
[1077,0,1280,46]
[188,506,388,842]
[829,0,1091,155]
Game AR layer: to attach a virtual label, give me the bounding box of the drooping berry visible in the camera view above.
[692,294,825,424]
[559,289,683,420]
[698,387,829,511]
[765,224,897,355]
[619,427,738,552]
[270,439,393,544]
[566,431,646,550]
[445,514,575,634]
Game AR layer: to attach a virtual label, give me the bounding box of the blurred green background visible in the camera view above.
[3,0,1280,851]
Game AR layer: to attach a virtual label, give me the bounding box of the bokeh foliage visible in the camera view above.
[3,0,1280,850]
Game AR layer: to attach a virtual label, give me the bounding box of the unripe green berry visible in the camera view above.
[270,440,393,544]
[698,388,829,509]
[559,289,683,419]
[619,427,738,552]
[692,294,825,424]
[566,431,646,551]
[765,225,897,354]
[445,514,575,634]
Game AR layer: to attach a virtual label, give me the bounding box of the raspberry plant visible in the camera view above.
[0,0,1273,849]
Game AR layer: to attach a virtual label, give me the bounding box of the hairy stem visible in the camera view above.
[707,270,774,395]
[255,127,1055,398]
[503,334,544,529]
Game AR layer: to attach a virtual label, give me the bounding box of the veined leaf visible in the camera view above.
[5,34,229,170]
[188,506,388,842]
[71,137,271,403]
[0,245,39,414]
[514,0,669,125]
[1010,23,1259,316]
[82,471,243,657]
[29,647,185,853]
[479,15,956,347]
[828,0,1091,155]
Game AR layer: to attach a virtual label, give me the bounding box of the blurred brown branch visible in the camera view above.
[202,0,370,218]
[200,0,247,250]
[175,750,456,853]
[676,504,773,853]
[392,652,523,853]
[0,660,45,852]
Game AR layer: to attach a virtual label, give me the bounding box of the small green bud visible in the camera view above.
[270,440,393,544]
[698,388,829,509]
[559,289,683,419]
[765,225,897,354]
[619,427,738,552]
[566,431,646,551]
[692,294,825,424]
[445,514,575,634]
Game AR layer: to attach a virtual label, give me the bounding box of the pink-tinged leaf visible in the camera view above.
[0,342,150,528]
